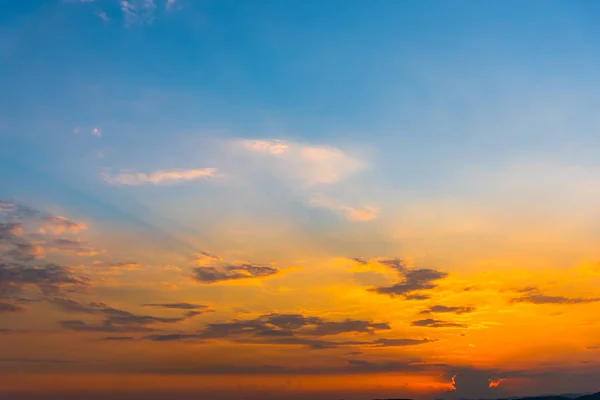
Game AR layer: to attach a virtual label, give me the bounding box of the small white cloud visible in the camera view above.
[96,10,109,21]
[102,168,217,185]
[166,0,177,10]
[308,194,379,222]
[73,127,80,134]
[233,139,364,186]
[92,127,102,137]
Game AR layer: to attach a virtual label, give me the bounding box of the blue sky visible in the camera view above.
[3,1,600,399]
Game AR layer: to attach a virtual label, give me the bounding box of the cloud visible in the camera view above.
[443,368,505,400]
[193,263,279,284]
[0,302,25,313]
[141,302,210,310]
[373,338,436,347]
[102,336,136,341]
[411,319,466,328]
[92,127,102,137]
[420,305,476,315]
[96,10,109,21]
[308,195,379,222]
[121,0,157,26]
[60,319,157,333]
[511,288,600,305]
[166,0,177,9]
[43,238,97,256]
[371,267,448,298]
[0,263,86,297]
[50,297,205,333]
[89,262,140,275]
[377,258,408,273]
[137,313,392,350]
[102,168,217,185]
[38,216,86,234]
[1,206,73,299]
[233,139,364,186]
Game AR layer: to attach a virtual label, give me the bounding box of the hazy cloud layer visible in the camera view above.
[102,168,217,185]
[233,139,364,186]
[308,195,379,222]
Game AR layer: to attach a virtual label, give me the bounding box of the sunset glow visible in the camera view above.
[2,1,600,399]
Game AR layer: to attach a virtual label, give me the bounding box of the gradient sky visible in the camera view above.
[2,1,600,399]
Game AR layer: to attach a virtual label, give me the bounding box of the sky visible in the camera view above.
[2,1,600,399]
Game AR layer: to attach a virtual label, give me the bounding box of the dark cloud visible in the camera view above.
[145,333,203,342]
[511,288,600,305]
[231,313,389,337]
[0,301,26,313]
[404,293,431,300]
[60,320,157,333]
[442,367,505,399]
[373,338,436,347]
[102,336,137,341]
[236,336,370,350]
[193,264,279,283]
[411,319,466,328]
[51,297,202,333]
[132,313,393,350]
[43,238,96,256]
[420,305,476,314]
[377,258,408,273]
[351,257,448,299]
[0,201,89,301]
[371,268,448,298]
[141,302,209,310]
[0,201,40,221]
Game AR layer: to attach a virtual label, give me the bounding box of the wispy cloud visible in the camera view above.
[96,10,109,21]
[308,194,379,222]
[511,287,600,305]
[38,216,86,234]
[92,127,102,137]
[121,0,157,26]
[193,263,279,284]
[420,305,476,315]
[411,319,466,328]
[233,139,364,186]
[166,0,177,10]
[102,168,217,185]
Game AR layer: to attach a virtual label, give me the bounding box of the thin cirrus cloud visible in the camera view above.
[101,168,217,185]
[308,194,379,222]
[233,139,365,186]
